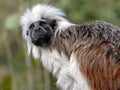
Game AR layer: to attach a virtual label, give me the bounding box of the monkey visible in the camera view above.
[20,4,120,90]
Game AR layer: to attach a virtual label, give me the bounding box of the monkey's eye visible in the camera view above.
[29,23,34,29]
[39,21,47,26]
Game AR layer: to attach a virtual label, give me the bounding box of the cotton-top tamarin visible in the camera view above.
[20,4,120,90]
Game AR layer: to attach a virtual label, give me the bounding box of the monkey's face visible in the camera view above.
[28,19,56,47]
[20,4,65,53]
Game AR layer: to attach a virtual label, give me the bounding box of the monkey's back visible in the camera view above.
[76,21,120,47]
[72,21,120,90]
[73,21,120,62]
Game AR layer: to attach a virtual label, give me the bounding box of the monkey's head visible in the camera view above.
[20,4,65,46]
[28,19,56,47]
[20,4,71,56]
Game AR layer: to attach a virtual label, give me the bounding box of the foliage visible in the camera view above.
[4,13,20,30]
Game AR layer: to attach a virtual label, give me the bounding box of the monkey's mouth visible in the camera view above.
[32,32,44,41]
[31,30,50,47]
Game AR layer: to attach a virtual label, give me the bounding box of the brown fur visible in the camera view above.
[50,21,120,90]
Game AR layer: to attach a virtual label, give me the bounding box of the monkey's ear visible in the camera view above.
[50,20,57,30]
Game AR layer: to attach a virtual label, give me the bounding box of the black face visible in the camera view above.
[28,19,56,47]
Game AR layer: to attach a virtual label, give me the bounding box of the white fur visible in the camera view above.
[41,48,69,76]
[69,54,90,90]
[39,48,90,90]
[56,53,90,90]
[20,4,90,90]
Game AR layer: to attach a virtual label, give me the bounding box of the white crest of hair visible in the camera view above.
[20,4,72,32]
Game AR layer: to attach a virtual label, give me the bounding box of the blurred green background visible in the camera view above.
[0,0,120,90]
